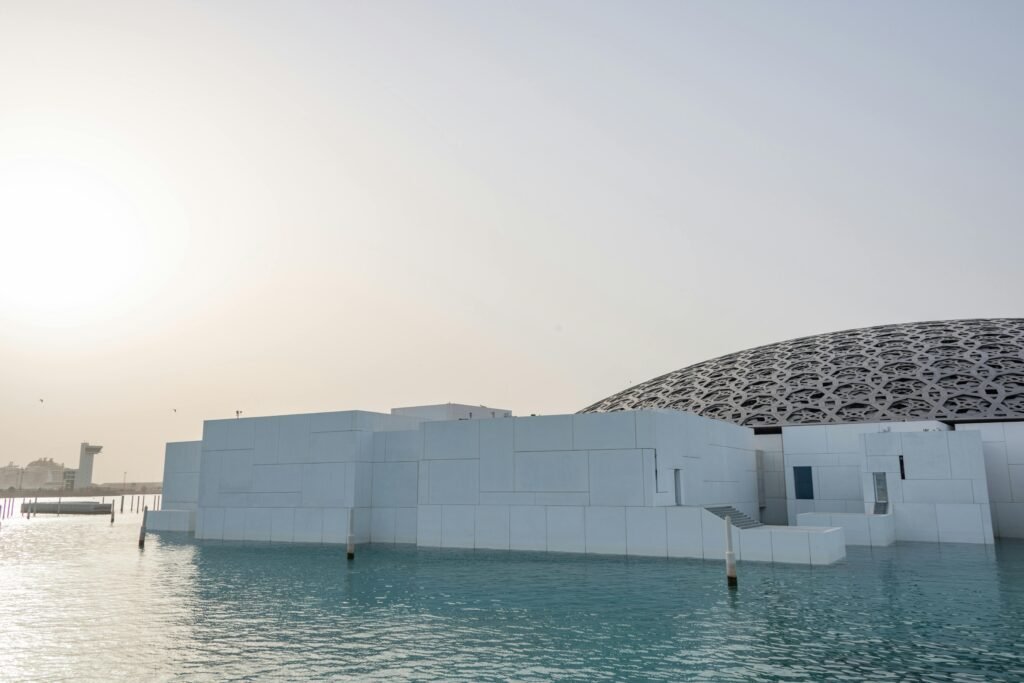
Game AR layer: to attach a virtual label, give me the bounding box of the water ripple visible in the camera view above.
[1,503,1023,681]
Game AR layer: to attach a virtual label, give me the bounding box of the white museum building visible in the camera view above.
[149,319,1024,566]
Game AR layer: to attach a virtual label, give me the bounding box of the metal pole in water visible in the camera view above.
[347,511,355,561]
[725,515,738,590]
[57,495,61,517]
[139,506,148,549]
[120,495,124,513]
[110,501,115,524]
[33,497,38,518]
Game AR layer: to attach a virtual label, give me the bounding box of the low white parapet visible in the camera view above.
[734,525,846,565]
[694,509,846,565]
[797,512,894,547]
[146,509,194,533]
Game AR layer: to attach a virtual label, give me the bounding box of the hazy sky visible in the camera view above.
[1,1,1022,482]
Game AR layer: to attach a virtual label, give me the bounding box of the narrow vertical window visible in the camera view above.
[794,466,814,500]
[899,455,906,480]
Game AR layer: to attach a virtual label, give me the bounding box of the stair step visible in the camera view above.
[704,504,764,529]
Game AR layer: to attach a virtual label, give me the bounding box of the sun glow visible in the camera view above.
[0,155,160,326]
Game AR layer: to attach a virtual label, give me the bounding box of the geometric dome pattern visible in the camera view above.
[580,319,1024,427]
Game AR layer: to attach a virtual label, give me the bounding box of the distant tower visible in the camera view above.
[74,443,102,490]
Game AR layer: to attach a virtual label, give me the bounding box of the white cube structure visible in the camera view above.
[156,405,848,564]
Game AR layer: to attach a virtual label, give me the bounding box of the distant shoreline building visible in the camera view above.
[0,442,103,491]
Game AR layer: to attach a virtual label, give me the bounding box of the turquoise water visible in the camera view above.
[2,501,1024,681]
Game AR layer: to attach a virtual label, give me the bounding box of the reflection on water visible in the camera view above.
[2,500,1023,681]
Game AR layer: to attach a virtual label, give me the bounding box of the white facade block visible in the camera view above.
[817,466,862,500]
[509,505,546,551]
[308,411,355,433]
[220,450,254,492]
[370,507,396,543]
[371,462,419,508]
[770,529,811,564]
[546,506,586,553]
[252,464,302,493]
[480,491,537,505]
[865,432,901,456]
[665,506,703,558]
[441,505,475,548]
[424,419,479,460]
[427,460,479,505]
[588,450,645,506]
[1010,464,1024,501]
[514,415,573,452]
[244,507,272,542]
[740,528,773,562]
[994,502,1024,537]
[584,506,626,555]
[935,503,987,544]
[223,508,246,541]
[1005,422,1024,464]
[270,507,295,542]
[625,507,667,557]
[782,425,828,454]
[146,509,194,533]
[901,479,974,504]
[277,414,312,464]
[202,420,230,451]
[416,505,442,546]
[809,528,845,565]
[984,442,1012,502]
[385,430,422,462]
[199,508,224,540]
[293,508,324,543]
[901,433,952,478]
[253,418,280,465]
[309,430,360,463]
[301,463,350,508]
[893,503,939,542]
[514,451,588,492]
[395,508,418,544]
[321,508,349,544]
[474,505,510,550]
[535,492,590,506]
[826,424,875,453]
[479,418,514,491]
[868,514,896,545]
[572,412,636,450]
[226,419,255,450]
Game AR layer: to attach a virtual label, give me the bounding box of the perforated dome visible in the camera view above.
[580,319,1024,427]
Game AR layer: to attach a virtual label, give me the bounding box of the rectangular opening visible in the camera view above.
[899,455,906,480]
[674,469,684,506]
[794,466,814,500]
[873,472,888,504]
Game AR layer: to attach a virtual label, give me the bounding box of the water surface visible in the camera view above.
[2,499,1023,681]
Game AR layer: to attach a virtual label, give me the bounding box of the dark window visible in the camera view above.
[899,455,906,480]
[794,466,814,500]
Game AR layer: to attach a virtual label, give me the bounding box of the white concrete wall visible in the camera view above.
[782,421,949,524]
[161,441,202,511]
[193,411,423,543]
[862,430,993,544]
[783,422,992,544]
[798,512,894,546]
[417,410,761,556]
[147,441,202,532]
[391,403,512,421]
[951,422,1024,539]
